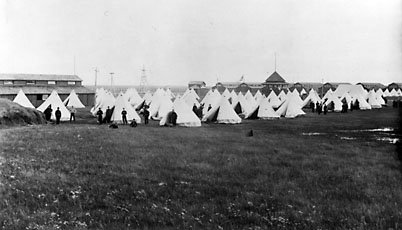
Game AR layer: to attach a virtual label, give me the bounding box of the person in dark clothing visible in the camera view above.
[170,109,178,126]
[192,104,198,115]
[317,103,322,115]
[55,107,61,124]
[105,106,112,123]
[355,100,360,110]
[342,101,348,113]
[329,101,335,112]
[207,104,212,111]
[323,104,328,115]
[130,119,137,127]
[350,101,354,111]
[315,102,320,114]
[96,108,103,124]
[44,105,52,121]
[310,101,315,113]
[121,108,128,125]
[143,107,150,124]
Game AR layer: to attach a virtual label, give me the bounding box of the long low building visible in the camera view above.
[0,74,94,107]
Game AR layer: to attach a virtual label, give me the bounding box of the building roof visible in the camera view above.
[0,86,94,95]
[265,71,286,83]
[188,81,206,85]
[0,73,82,81]
[356,82,386,89]
[324,82,351,86]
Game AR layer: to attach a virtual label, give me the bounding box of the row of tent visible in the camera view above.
[91,84,400,127]
[11,84,401,125]
[12,89,85,120]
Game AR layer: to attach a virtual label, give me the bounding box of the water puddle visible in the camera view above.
[301,132,323,136]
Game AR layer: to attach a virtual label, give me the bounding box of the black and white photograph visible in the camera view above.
[0,0,401,229]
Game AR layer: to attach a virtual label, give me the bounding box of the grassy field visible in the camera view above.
[0,107,401,229]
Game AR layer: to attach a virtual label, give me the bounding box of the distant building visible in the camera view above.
[387,82,402,90]
[0,74,94,107]
[356,82,386,91]
[213,81,263,95]
[262,71,288,90]
[292,82,323,92]
[188,81,206,89]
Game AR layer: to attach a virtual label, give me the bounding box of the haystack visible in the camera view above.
[0,99,45,125]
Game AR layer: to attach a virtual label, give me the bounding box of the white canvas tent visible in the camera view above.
[63,90,85,108]
[367,91,382,109]
[324,93,343,112]
[111,93,142,123]
[267,91,282,108]
[202,96,241,124]
[124,88,144,109]
[148,94,173,120]
[244,98,279,119]
[301,89,321,108]
[159,98,201,127]
[91,88,115,117]
[276,91,305,118]
[13,89,35,109]
[37,90,71,120]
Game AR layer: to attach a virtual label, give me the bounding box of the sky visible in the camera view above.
[0,0,401,86]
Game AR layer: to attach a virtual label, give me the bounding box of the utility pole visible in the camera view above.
[110,72,115,94]
[321,77,324,98]
[94,67,99,87]
[139,66,148,95]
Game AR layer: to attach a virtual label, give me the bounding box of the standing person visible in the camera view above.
[143,107,150,125]
[317,103,322,115]
[315,102,320,114]
[96,108,103,124]
[69,106,76,122]
[121,108,128,125]
[105,106,112,123]
[170,109,178,126]
[44,105,52,121]
[350,101,354,111]
[310,101,315,113]
[323,104,328,115]
[55,107,62,124]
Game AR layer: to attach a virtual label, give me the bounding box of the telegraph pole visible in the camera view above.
[110,72,115,94]
[94,67,99,87]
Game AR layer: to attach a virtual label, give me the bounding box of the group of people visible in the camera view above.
[310,101,329,115]
[43,105,77,124]
[96,106,156,127]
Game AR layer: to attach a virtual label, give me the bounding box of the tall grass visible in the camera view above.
[0,107,401,229]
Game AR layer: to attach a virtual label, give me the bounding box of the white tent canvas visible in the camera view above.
[37,90,71,120]
[149,94,173,120]
[276,91,305,118]
[324,94,343,112]
[301,89,321,108]
[111,93,142,123]
[267,91,282,108]
[63,90,85,108]
[124,88,144,109]
[13,89,35,109]
[91,89,115,117]
[202,96,242,124]
[159,98,201,127]
[367,91,382,109]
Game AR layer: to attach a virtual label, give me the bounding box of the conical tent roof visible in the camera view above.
[202,90,222,115]
[231,91,239,109]
[37,90,71,120]
[390,89,398,97]
[111,93,141,123]
[383,89,390,97]
[276,91,305,118]
[397,89,402,96]
[159,98,201,127]
[165,88,175,99]
[267,90,282,108]
[222,88,231,99]
[124,88,144,109]
[324,93,343,112]
[375,90,386,105]
[63,89,85,108]
[278,90,287,101]
[91,89,115,117]
[301,89,321,108]
[257,98,280,119]
[300,88,307,95]
[13,89,35,109]
[182,88,200,108]
[148,94,173,120]
[367,91,382,109]
[202,96,241,124]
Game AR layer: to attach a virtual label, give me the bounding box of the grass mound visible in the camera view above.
[0,99,46,125]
